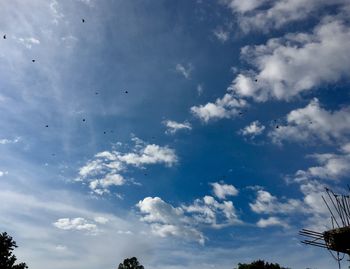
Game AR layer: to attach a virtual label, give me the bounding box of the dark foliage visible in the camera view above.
[118,257,144,269]
[0,232,28,269]
[235,260,289,269]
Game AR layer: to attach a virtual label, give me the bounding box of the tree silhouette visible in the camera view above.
[235,260,289,269]
[118,257,144,269]
[0,232,28,269]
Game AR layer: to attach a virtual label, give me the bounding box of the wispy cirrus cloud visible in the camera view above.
[175,63,193,79]
[163,120,192,134]
[0,137,21,145]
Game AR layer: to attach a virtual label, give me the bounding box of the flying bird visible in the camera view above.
[45,125,49,128]
[82,119,86,122]
[3,34,6,39]
[32,59,35,63]
[255,79,258,82]
[276,125,279,129]
[82,18,85,23]
[124,90,128,94]
[103,131,106,134]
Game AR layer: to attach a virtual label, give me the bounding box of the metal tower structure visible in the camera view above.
[299,187,350,269]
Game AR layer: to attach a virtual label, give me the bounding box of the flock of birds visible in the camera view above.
[2,18,135,162]
[2,16,316,160]
[3,19,131,132]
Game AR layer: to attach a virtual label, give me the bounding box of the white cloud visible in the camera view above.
[183,195,241,228]
[89,173,125,191]
[94,216,109,224]
[257,216,289,228]
[222,0,263,13]
[77,137,177,194]
[176,63,193,79]
[17,37,40,49]
[118,144,177,167]
[269,99,350,144]
[0,137,20,145]
[137,197,205,244]
[294,143,350,181]
[240,121,265,137]
[0,171,8,177]
[230,19,350,101]
[213,28,230,42]
[55,245,67,251]
[249,190,303,214]
[191,94,247,122]
[137,195,241,244]
[163,120,192,134]
[211,182,239,199]
[222,0,350,32]
[197,84,203,96]
[53,218,98,234]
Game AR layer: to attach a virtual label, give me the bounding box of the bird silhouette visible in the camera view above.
[82,19,85,23]
[45,125,49,128]
[103,131,106,134]
[124,90,128,94]
[82,119,86,122]
[32,59,35,63]
[276,125,279,129]
[3,34,6,39]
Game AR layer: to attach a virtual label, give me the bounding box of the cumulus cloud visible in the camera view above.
[239,121,265,137]
[183,195,241,228]
[163,120,192,134]
[53,218,98,234]
[269,99,350,144]
[256,216,289,228]
[78,137,177,194]
[137,197,205,244]
[230,19,350,101]
[222,0,350,32]
[191,94,247,122]
[137,195,241,244]
[249,190,303,214]
[248,181,344,231]
[211,182,239,199]
[294,143,350,181]
[176,63,193,79]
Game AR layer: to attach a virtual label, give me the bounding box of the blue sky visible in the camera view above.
[1,0,350,268]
